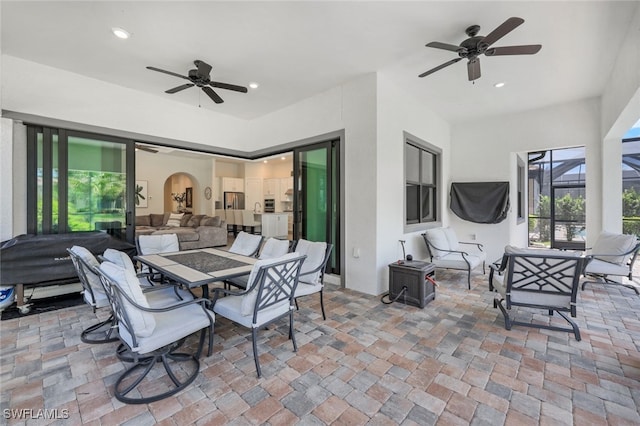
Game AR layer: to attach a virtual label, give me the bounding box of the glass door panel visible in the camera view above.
[67,136,127,240]
[294,140,340,274]
[551,187,586,249]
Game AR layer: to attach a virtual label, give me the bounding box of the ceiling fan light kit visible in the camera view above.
[419,17,541,82]
[147,59,248,104]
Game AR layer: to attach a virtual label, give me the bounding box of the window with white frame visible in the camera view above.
[404,133,441,229]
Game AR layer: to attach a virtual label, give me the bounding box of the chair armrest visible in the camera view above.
[210,286,251,308]
[459,242,484,251]
[113,285,210,312]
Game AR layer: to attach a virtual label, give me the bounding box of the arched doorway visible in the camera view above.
[163,172,199,213]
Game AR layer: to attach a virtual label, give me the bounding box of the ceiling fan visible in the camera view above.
[419,17,541,81]
[146,59,248,104]
[135,144,158,153]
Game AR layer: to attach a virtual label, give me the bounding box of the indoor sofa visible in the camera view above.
[135,212,227,249]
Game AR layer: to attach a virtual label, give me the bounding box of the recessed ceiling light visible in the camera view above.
[263,160,268,163]
[111,27,130,39]
[249,82,259,89]
[281,157,286,160]
[494,82,505,88]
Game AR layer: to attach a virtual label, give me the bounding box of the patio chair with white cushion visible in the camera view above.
[228,231,264,257]
[135,234,180,284]
[67,246,118,344]
[225,237,291,290]
[490,245,588,341]
[581,231,640,294]
[97,262,214,404]
[292,239,333,320]
[422,227,485,289]
[211,252,306,377]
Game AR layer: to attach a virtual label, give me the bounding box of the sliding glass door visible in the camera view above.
[27,127,135,243]
[293,139,340,274]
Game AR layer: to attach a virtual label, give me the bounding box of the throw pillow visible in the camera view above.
[180,214,193,227]
[188,214,205,228]
[135,215,150,226]
[149,214,165,227]
[200,216,221,227]
[166,213,184,227]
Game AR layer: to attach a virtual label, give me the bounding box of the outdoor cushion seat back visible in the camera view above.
[229,231,263,257]
[224,238,291,290]
[97,262,214,404]
[422,227,485,289]
[490,245,587,340]
[211,252,306,377]
[291,240,333,320]
[582,232,640,294]
[136,234,180,256]
[68,246,109,309]
[103,248,137,274]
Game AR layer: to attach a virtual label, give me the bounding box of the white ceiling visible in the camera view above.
[1,1,637,124]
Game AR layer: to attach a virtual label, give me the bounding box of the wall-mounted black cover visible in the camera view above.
[450,182,510,224]
[0,231,135,286]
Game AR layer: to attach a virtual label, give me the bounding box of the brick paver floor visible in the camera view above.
[1,269,639,425]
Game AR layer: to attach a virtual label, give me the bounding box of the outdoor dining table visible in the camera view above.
[135,248,256,298]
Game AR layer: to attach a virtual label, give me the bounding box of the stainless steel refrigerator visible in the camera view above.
[223,192,245,210]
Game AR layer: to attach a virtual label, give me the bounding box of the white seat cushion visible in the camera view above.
[433,252,482,270]
[145,286,194,308]
[294,282,322,297]
[121,303,214,354]
[138,234,180,255]
[240,252,302,316]
[99,262,156,340]
[591,232,637,265]
[584,258,630,276]
[103,248,136,273]
[259,238,290,259]
[214,295,290,328]
[229,232,262,256]
[70,246,109,308]
[424,228,450,258]
[295,240,327,285]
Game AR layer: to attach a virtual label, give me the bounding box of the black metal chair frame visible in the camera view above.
[490,252,587,341]
[211,254,305,377]
[581,241,640,295]
[67,248,119,344]
[292,241,334,320]
[98,269,214,404]
[421,233,485,289]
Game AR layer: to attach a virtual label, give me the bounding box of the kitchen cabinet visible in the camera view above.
[280,177,293,212]
[245,178,263,211]
[261,213,288,238]
[263,178,279,197]
[222,177,244,193]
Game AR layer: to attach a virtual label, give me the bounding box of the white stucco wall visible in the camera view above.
[0,117,14,240]
[376,73,451,295]
[450,98,601,262]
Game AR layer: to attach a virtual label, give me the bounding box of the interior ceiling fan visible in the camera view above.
[135,144,158,153]
[419,17,541,81]
[146,59,248,104]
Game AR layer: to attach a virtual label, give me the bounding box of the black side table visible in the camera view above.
[388,261,436,308]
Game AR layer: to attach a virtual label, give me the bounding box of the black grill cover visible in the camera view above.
[0,232,136,286]
[450,182,510,224]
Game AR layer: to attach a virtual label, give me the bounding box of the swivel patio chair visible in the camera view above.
[228,231,264,257]
[422,227,485,289]
[225,237,291,290]
[68,246,118,344]
[581,231,640,295]
[211,253,306,377]
[292,239,333,320]
[97,262,214,404]
[490,245,588,341]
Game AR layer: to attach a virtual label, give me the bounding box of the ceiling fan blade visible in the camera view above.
[481,17,524,48]
[418,57,463,78]
[426,41,465,53]
[202,86,224,104]
[210,81,249,93]
[165,83,195,94]
[467,58,481,81]
[135,144,158,153]
[485,45,542,56]
[146,66,190,80]
[194,60,212,79]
